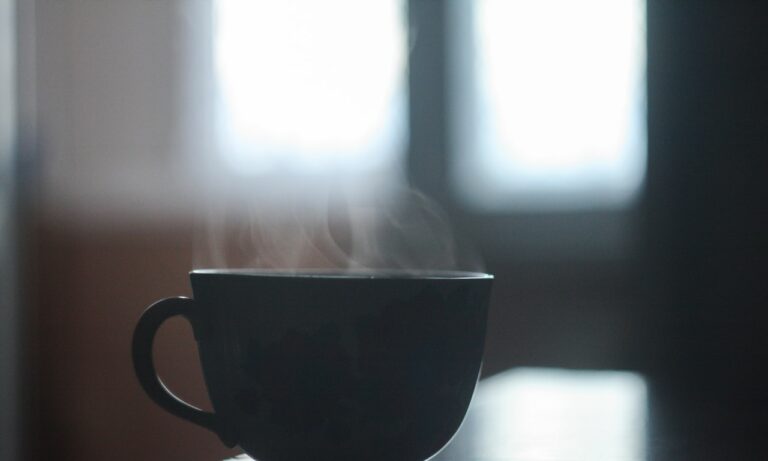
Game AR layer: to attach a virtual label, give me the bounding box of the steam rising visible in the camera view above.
[196,0,480,274]
[194,182,482,273]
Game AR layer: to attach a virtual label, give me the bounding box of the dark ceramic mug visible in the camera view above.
[132,269,492,461]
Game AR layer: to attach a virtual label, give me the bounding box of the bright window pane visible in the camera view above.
[453,0,646,210]
[215,0,406,175]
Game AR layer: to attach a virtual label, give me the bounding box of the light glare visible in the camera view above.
[215,0,406,174]
[473,368,647,460]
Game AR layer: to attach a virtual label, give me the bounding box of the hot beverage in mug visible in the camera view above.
[133,269,492,461]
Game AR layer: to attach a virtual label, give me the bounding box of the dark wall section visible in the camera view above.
[647,0,767,380]
[645,1,768,456]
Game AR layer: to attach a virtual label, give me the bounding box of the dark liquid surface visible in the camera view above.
[192,268,493,280]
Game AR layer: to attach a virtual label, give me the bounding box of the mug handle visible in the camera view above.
[132,297,233,446]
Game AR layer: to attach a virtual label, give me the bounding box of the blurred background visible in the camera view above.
[1,0,766,460]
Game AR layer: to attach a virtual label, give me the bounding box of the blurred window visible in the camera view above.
[214,0,407,175]
[452,0,646,211]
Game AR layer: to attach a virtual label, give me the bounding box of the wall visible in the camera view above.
[34,0,214,226]
[33,222,241,460]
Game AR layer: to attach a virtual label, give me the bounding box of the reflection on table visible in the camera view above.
[435,367,647,461]
[227,367,648,461]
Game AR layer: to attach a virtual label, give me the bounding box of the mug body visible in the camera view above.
[189,269,492,461]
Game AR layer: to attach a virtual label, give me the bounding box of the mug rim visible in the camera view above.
[191,268,493,280]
